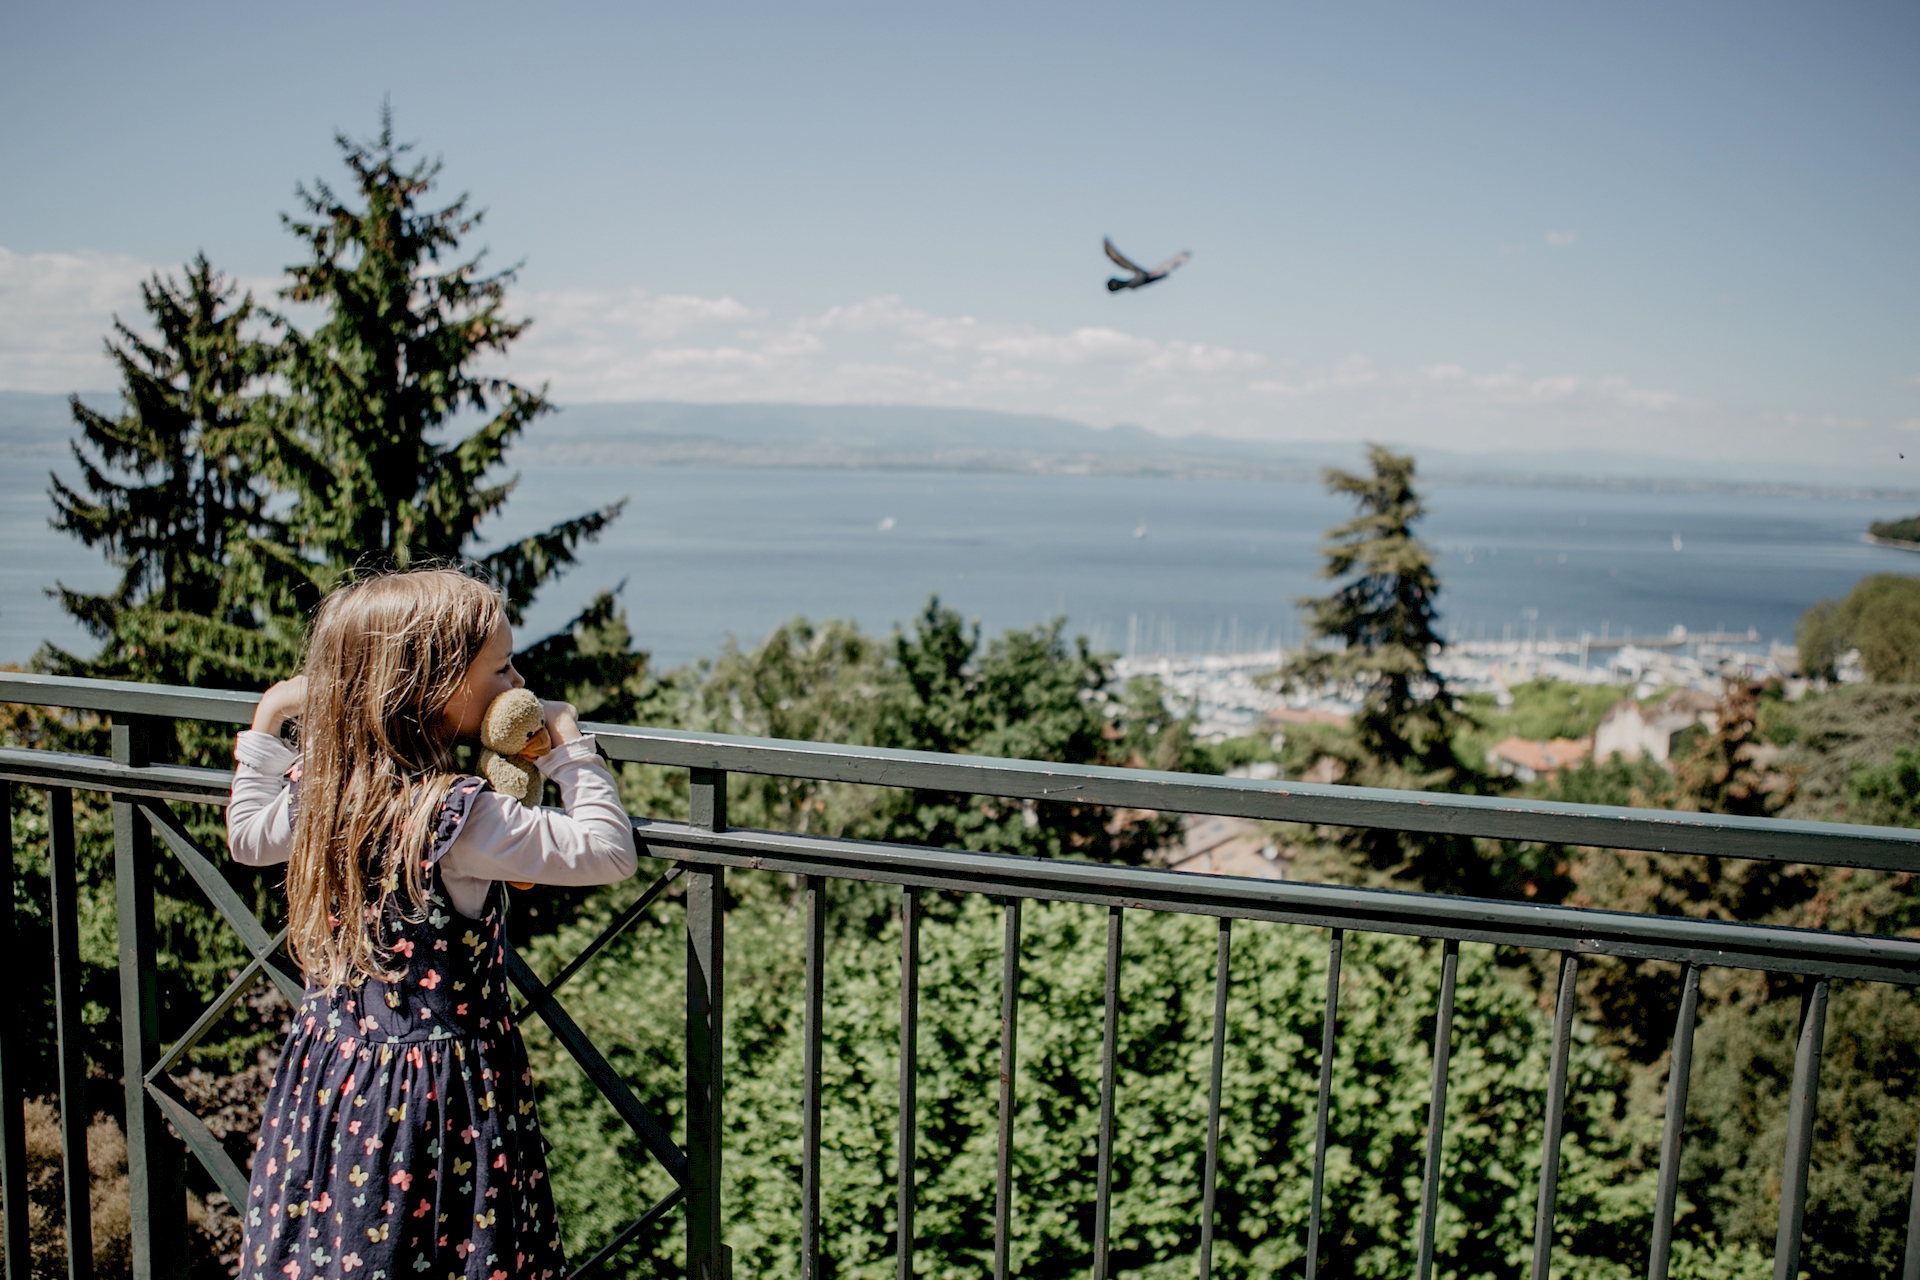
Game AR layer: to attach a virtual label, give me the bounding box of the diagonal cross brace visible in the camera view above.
[147,930,293,1084]
[140,800,303,1005]
[504,945,688,1184]
[515,868,682,1022]
[146,1074,251,1210]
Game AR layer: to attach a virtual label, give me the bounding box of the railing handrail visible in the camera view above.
[2,738,1911,983]
[642,820,1920,985]
[3,670,1916,873]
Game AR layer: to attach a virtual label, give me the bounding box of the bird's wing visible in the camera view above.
[1104,238,1148,276]
[1150,250,1191,277]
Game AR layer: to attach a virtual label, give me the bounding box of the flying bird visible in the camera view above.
[1104,238,1190,292]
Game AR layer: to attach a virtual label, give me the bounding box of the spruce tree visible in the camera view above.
[271,108,620,616]
[42,255,298,686]
[1281,445,1492,888]
[1284,445,1462,772]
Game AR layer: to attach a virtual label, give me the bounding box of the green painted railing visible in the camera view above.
[0,671,1915,1280]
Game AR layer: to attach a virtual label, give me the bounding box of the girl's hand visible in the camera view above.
[542,699,582,746]
[251,676,307,735]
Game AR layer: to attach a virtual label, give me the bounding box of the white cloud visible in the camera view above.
[501,288,1753,457]
[1545,230,1578,247]
[0,249,152,392]
[0,249,286,394]
[502,289,1271,426]
[0,245,1894,464]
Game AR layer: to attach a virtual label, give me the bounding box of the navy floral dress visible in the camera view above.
[240,776,567,1280]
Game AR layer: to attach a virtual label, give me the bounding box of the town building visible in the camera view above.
[1485,736,1592,782]
[1593,689,1720,763]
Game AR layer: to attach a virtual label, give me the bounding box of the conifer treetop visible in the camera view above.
[1283,443,1461,777]
[273,105,619,617]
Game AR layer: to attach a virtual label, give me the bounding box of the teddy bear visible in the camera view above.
[479,687,552,805]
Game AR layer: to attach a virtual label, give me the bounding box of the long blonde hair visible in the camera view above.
[286,568,507,991]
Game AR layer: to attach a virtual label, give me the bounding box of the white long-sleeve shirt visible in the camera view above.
[227,730,640,918]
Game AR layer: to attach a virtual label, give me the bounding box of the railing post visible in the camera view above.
[112,719,185,1280]
[1198,916,1231,1280]
[1648,964,1701,1280]
[686,769,729,1280]
[1772,978,1828,1280]
[993,898,1021,1280]
[1303,929,1344,1280]
[47,787,92,1280]
[800,875,826,1280]
[1903,1114,1920,1280]
[1414,939,1460,1280]
[1090,906,1124,1280]
[896,887,921,1280]
[0,781,29,1280]
[1530,954,1579,1280]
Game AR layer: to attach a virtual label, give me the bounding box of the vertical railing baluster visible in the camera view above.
[897,887,920,1280]
[112,718,183,1279]
[1091,906,1123,1280]
[1530,953,1579,1280]
[994,898,1023,1280]
[1414,938,1460,1280]
[1198,917,1231,1280]
[47,787,91,1280]
[1902,1115,1920,1280]
[1772,978,1828,1280]
[686,769,728,1280]
[1647,963,1701,1280]
[1304,928,1344,1280]
[800,875,826,1280]
[0,780,28,1280]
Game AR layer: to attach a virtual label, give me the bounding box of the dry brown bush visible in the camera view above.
[4,1099,240,1278]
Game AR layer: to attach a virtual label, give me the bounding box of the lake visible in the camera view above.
[4,461,1914,668]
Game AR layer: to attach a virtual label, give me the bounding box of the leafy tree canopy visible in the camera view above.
[1796,573,1920,682]
[679,598,1200,867]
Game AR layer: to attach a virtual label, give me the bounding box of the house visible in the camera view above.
[1593,689,1720,763]
[1485,736,1592,783]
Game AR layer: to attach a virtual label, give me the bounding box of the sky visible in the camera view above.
[2,1,1916,466]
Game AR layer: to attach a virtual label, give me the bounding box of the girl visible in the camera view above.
[227,569,639,1280]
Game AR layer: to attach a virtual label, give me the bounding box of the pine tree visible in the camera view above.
[271,107,620,616]
[42,255,298,686]
[1284,444,1463,775]
[1280,445,1494,889]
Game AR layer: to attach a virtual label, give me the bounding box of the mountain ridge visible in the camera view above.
[5,390,1912,500]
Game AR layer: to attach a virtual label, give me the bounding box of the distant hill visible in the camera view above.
[3,391,1915,499]
[514,401,1920,498]
[517,400,1340,479]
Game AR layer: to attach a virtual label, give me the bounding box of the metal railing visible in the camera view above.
[0,670,1916,1280]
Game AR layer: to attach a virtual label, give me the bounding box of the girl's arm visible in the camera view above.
[227,732,298,867]
[228,678,305,866]
[438,734,640,903]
